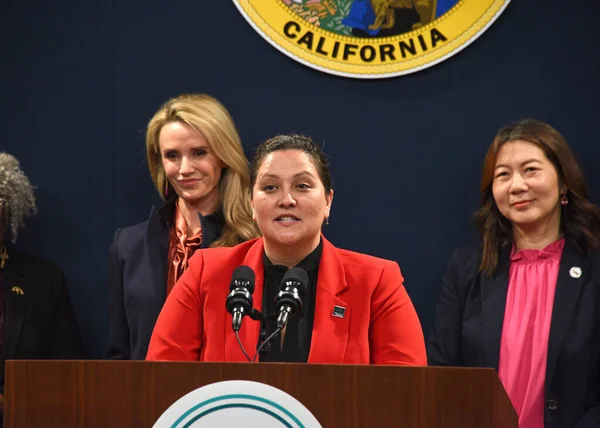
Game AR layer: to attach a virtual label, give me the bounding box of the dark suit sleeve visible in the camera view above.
[50,266,85,358]
[427,248,464,366]
[106,229,130,359]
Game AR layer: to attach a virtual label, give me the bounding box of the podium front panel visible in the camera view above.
[3,360,517,427]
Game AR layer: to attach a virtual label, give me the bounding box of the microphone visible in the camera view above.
[225,266,255,332]
[275,267,309,330]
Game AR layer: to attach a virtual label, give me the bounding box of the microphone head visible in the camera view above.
[229,265,255,294]
[275,267,309,327]
[280,267,308,296]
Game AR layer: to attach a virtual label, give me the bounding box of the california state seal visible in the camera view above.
[233,0,511,78]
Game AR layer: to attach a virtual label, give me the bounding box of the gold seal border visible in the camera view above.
[233,0,511,78]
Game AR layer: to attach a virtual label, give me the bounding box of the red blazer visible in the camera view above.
[146,236,427,365]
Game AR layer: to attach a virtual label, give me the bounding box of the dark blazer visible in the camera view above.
[0,251,84,393]
[106,198,223,360]
[146,236,427,365]
[428,238,600,428]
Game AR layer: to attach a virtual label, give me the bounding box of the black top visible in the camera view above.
[259,239,322,362]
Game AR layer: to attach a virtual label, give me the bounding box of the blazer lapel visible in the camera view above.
[224,239,263,362]
[545,239,588,390]
[480,249,511,370]
[308,237,350,364]
[146,205,170,321]
[1,255,26,361]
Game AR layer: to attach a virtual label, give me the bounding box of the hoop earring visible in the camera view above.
[560,194,568,206]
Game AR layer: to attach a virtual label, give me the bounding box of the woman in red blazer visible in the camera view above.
[146,134,426,365]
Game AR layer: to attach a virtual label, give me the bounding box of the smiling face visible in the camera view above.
[159,121,224,214]
[492,139,564,232]
[251,149,333,261]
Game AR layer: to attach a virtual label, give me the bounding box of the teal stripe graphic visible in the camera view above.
[170,394,305,428]
[181,403,293,428]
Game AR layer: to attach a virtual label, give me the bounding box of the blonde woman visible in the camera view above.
[107,94,259,360]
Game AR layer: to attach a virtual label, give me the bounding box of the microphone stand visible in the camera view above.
[252,327,282,362]
[234,309,283,363]
[248,309,282,362]
[234,309,265,362]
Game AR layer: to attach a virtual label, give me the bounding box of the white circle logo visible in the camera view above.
[154,380,322,427]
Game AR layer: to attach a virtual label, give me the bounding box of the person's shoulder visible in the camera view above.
[332,247,401,287]
[114,220,150,243]
[108,218,158,267]
[114,204,166,241]
[336,247,391,270]
[110,215,160,257]
[333,248,404,293]
[10,251,64,278]
[186,239,260,282]
[194,238,259,263]
[443,244,482,277]
[449,244,481,266]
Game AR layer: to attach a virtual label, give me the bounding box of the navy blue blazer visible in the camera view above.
[106,198,223,360]
[428,238,600,428]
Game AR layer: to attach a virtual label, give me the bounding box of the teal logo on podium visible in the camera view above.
[154,380,322,427]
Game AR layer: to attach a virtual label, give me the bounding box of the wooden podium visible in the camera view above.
[3,360,517,427]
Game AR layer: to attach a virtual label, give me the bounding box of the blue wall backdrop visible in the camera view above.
[1,0,599,357]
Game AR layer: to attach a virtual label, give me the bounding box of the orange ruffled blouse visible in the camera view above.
[166,204,202,296]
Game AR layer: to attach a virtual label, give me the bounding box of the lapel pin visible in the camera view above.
[569,266,582,279]
[332,305,346,319]
[12,286,24,295]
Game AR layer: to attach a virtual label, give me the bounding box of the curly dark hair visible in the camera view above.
[0,153,37,243]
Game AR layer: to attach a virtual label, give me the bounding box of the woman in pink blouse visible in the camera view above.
[428,118,600,428]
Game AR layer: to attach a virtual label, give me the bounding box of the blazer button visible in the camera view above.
[548,399,558,410]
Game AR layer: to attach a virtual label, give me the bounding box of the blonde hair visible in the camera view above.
[146,94,259,247]
[0,153,37,243]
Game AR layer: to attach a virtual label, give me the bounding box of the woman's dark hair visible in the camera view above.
[249,134,332,195]
[475,118,600,276]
